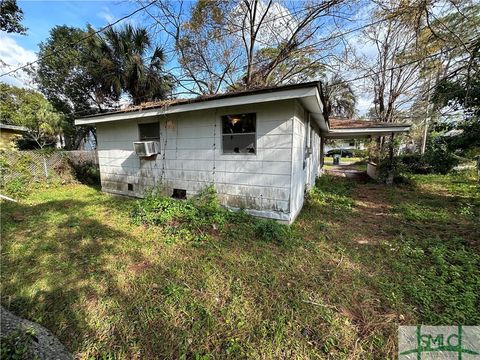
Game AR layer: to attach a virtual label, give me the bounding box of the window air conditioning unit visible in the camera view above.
[133,141,160,157]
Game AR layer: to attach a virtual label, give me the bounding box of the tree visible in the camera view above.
[36,26,116,149]
[1,84,62,148]
[320,74,356,118]
[91,24,172,105]
[431,37,480,157]
[237,0,343,89]
[362,15,421,124]
[0,0,27,34]
[145,0,347,95]
[368,1,480,153]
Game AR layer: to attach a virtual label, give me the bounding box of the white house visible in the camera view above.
[76,82,409,223]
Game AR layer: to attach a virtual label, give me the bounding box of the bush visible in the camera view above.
[254,219,293,245]
[423,137,459,174]
[396,154,431,174]
[132,185,294,245]
[376,157,407,184]
[350,149,367,158]
[69,161,100,185]
[378,139,460,180]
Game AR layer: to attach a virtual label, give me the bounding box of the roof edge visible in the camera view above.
[77,81,322,121]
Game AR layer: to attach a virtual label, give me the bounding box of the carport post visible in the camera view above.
[320,135,325,169]
[389,132,395,164]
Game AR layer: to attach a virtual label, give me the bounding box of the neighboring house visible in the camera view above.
[76,82,409,223]
[0,123,28,150]
[324,139,365,153]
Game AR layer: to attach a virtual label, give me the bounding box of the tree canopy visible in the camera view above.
[89,24,172,105]
[35,24,172,149]
[0,83,62,148]
[0,0,27,34]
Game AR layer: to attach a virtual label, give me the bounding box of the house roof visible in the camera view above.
[75,81,326,129]
[0,123,28,132]
[81,81,323,119]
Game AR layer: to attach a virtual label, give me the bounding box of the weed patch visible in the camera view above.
[0,327,38,360]
[307,175,356,214]
[132,185,295,245]
[380,236,480,324]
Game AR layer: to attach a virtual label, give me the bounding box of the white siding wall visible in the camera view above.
[289,101,322,222]
[96,100,295,221]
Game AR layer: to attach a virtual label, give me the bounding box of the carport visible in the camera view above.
[321,118,411,179]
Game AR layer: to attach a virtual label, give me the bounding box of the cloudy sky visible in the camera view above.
[0,0,141,87]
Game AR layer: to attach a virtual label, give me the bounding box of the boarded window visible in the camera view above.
[222,113,256,154]
[139,122,160,141]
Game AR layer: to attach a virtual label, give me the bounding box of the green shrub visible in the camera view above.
[350,149,367,158]
[423,137,459,174]
[132,185,294,245]
[69,161,100,185]
[377,144,459,182]
[396,154,430,174]
[254,219,293,245]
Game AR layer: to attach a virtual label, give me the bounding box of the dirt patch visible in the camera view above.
[128,260,154,274]
[347,186,395,245]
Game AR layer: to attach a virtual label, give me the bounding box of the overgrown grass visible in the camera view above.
[132,185,295,246]
[1,171,478,359]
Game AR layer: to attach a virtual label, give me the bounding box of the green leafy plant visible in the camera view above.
[381,236,480,324]
[132,185,293,245]
[0,327,38,360]
[68,161,100,185]
[254,219,293,245]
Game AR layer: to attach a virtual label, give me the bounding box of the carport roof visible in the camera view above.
[326,118,410,139]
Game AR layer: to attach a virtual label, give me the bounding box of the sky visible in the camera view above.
[0,0,376,115]
[0,0,141,87]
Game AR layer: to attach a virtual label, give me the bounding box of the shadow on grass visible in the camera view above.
[1,174,479,358]
[1,196,201,356]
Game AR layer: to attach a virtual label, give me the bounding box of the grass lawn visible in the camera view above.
[323,157,367,172]
[1,171,479,359]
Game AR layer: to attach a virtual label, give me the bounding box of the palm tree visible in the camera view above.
[321,74,357,118]
[91,25,172,105]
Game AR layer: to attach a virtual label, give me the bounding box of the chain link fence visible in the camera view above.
[0,150,99,198]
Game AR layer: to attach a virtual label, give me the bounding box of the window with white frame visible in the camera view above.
[222,113,256,154]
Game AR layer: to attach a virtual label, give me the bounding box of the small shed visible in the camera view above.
[76,82,409,223]
[0,123,28,150]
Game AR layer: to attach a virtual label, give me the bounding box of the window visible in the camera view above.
[139,122,160,141]
[222,113,256,154]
